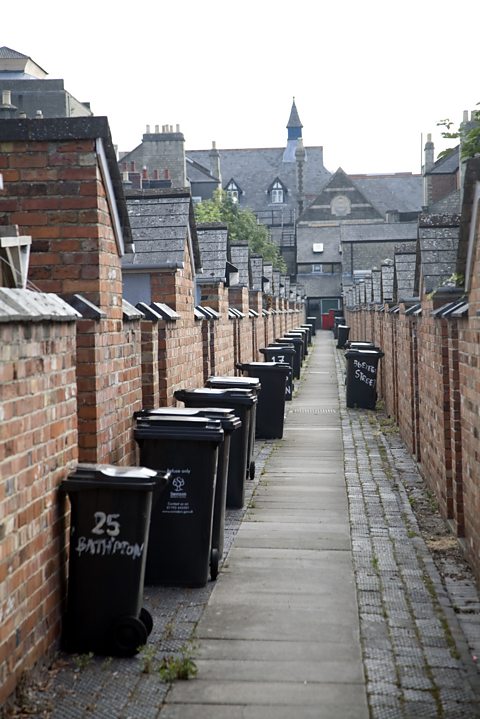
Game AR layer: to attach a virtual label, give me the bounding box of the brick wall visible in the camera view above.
[0,123,143,466]
[0,318,78,705]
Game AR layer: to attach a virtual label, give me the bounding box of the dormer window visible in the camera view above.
[269,179,286,204]
[225,179,241,204]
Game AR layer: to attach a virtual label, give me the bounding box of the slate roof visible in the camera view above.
[122,190,201,270]
[287,100,303,129]
[456,157,480,291]
[250,254,264,291]
[187,147,330,214]
[300,169,422,223]
[229,243,250,287]
[300,168,384,223]
[428,148,459,175]
[0,47,28,59]
[196,223,228,283]
[352,174,423,215]
[394,243,417,300]
[429,189,461,215]
[416,214,460,295]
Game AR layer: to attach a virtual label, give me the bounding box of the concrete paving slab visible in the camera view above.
[159,702,365,719]
[196,603,359,642]
[194,657,365,683]
[166,679,368,712]
[194,637,364,663]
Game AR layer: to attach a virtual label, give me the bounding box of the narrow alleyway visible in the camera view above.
[6,333,480,719]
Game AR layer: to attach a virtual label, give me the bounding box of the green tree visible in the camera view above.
[437,104,480,160]
[194,190,287,272]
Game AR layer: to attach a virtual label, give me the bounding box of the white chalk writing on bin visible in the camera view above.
[74,535,144,560]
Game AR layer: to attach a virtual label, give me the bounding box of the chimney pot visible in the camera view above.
[155,124,159,133]
[142,166,148,179]
[164,168,170,179]
[2,90,11,105]
[130,161,135,172]
[176,124,180,132]
[463,110,469,123]
[153,169,159,179]
[146,124,151,134]
[35,110,43,119]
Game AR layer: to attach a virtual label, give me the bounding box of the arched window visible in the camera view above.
[271,180,284,204]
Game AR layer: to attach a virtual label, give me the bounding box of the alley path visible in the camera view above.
[6,332,480,719]
[160,331,368,718]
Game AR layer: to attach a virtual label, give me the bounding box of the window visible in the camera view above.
[226,180,240,203]
[271,181,284,204]
[311,263,341,274]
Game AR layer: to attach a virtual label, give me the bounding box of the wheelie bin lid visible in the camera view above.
[134,407,242,433]
[175,387,257,406]
[260,346,296,354]
[134,415,224,443]
[237,361,291,375]
[61,463,171,492]
[276,336,302,343]
[345,348,385,359]
[206,375,261,391]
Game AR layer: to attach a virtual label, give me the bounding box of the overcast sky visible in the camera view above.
[3,0,478,175]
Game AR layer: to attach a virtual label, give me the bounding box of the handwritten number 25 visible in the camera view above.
[92,512,121,537]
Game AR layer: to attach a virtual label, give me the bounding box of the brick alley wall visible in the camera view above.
[0,316,78,705]
[0,116,309,707]
[344,295,480,581]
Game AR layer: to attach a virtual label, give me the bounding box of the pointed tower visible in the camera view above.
[283,97,303,162]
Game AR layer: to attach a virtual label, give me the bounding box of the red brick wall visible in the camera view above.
[198,282,235,378]
[0,319,78,705]
[229,287,253,368]
[416,303,454,519]
[150,247,204,403]
[0,134,143,466]
[139,319,161,409]
[459,315,480,568]
[396,310,419,458]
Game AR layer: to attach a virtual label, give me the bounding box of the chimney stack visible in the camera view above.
[423,133,435,207]
[209,140,222,183]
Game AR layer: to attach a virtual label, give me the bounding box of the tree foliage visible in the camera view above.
[194,190,287,272]
[437,105,480,160]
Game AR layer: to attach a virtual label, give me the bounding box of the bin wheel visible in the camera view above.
[111,615,148,656]
[210,548,219,581]
[139,607,154,636]
[249,461,255,480]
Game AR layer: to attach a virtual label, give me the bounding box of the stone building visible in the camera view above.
[0,46,92,119]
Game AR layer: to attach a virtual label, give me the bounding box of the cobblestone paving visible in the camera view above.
[335,347,480,718]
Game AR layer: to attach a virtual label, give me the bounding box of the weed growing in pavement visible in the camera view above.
[158,647,198,682]
[73,652,94,671]
[138,644,157,674]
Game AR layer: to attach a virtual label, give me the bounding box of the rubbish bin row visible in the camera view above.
[59,324,314,657]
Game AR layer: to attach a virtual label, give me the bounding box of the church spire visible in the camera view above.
[283,97,304,163]
[287,97,303,141]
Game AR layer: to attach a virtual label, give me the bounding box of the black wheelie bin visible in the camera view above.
[134,407,241,580]
[175,387,256,509]
[286,329,309,357]
[134,415,224,586]
[344,347,385,409]
[236,361,290,438]
[60,463,170,656]
[307,316,317,336]
[336,324,350,349]
[259,345,295,400]
[274,337,303,379]
[205,376,261,482]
